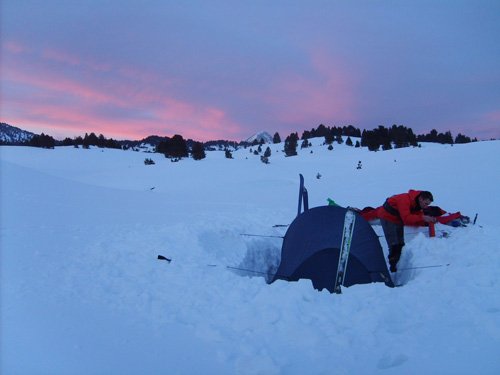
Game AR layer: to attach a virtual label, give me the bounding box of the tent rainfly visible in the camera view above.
[271,175,394,293]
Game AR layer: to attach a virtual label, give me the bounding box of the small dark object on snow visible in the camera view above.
[157,255,172,263]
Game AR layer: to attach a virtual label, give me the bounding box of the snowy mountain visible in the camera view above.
[0,122,35,144]
[245,131,273,144]
[1,139,499,374]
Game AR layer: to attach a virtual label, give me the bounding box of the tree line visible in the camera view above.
[280,124,477,155]
[24,132,122,149]
[28,133,56,149]
[156,134,205,160]
[21,123,477,160]
[60,133,121,149]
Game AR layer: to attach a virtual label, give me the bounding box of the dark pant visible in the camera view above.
[380,218,404,247]
[380,219,404,271]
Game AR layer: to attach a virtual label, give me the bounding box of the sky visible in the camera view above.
[1,0,499,142]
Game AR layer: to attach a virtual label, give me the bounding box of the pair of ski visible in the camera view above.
[333,209,356,294]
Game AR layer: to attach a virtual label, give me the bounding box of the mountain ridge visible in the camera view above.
[0,123,36,145]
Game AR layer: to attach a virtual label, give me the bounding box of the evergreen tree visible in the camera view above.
[439,131,454,144]
[105,138,121,149]
[273,132,281,144]
[29,133,55,149]
[343,125,362,137]
[191,141,206,160]
[301,130,312,140]
[83,132,99,147]
[455,133,472,144]
[362,130,381,151]
[74,136,83,145]
[156,138,170,154]
[389,125,410,148]
[315,124,330,137]
[157,135,189,158]
[97,134,106,148]
[345,136,353,146]
[284,132,298,156]
[324,130,334,145]
[332,126,342,137]
[408,128,418,147]
[264,146,271,158]
[429,129,439,142]
[417,129,454,144]
[361,130,368,147]
[170,135,189,157]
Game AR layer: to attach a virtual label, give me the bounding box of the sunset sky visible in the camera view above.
[1,1,499,141]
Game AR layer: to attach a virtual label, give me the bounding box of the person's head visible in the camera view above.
[418,191,434,209]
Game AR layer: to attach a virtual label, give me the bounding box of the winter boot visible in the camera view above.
[388,245,403,273]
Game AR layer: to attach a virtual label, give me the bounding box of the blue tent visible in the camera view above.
[271,176,394,293]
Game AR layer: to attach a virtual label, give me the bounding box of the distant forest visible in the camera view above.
[6,122,478,157]
[16,132,122,149]
[281,124,476,155]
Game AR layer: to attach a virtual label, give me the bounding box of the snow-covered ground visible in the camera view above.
[1,139,499,374]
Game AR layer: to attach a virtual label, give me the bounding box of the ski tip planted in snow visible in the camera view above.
[157,255,172,263]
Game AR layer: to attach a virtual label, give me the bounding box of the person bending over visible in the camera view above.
[376,190,437,272]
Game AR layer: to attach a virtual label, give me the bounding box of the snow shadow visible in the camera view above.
[231,239,282,283]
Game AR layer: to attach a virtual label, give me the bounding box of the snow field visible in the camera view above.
[1,140,499,374]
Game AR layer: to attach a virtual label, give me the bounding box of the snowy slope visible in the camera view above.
[0,123,35,144]
[1,140,499,374]
[245,131,273,144]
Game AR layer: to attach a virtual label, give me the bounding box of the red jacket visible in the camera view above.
[375,190,425,226]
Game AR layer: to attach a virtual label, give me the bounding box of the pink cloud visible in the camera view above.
[484,110,500,122]
[153,98,242,140]
[2,41,245,141]
[41,48,82,67]
[3,93,241,141]
[264,49,358,127]
[3,40,26,54]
